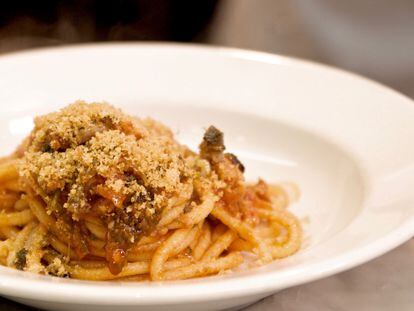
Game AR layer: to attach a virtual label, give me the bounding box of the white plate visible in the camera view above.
[0,43,413,311]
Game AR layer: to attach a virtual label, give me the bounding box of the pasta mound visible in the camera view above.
[0,101,302,280]
[20,101,223,273]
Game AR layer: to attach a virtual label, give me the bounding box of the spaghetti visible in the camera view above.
[0,101,302,281]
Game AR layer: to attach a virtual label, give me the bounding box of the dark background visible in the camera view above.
[0,0,413,97]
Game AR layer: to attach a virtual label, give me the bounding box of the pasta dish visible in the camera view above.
[0,101,302,281]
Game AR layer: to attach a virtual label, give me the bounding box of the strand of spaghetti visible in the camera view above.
[117,274,150,281]
[137,235,164,246]
[2,179,21,192]
[49,235,79,260]
[128,238,166,254]
[211,206,272,262]
[158,182,193,227]
[0,226,19,239]
[24,224,47,273]
[257,208,300,234]
[228,238,254,252]
[0,160,18,183]
[6,222,36,267]
[158,203,186,227]
[255,223,289,246]
[86,235,167,262]
[171,226,199,258]
[81,215,103,226]
[266,184,289,209]
[88,245,106,258]
[211,207,256,243]
[271,223,290,245]
[68,261,149,280]
[162,252,244,281]
[0,209,34,226]
[0,240,12,257]
[135,233,171,249]
[179,193,217,226]
[193,222,212,260]
[89,243,156,263]
[26,195,72,245]
[164,221,184,230]
[189,227,203,251]
[211,223,227,243]
[14,197,29,211]
[129,247,172,262]
[88,238,105,250]
[85,221,106,240]
[0,192,20,210]
[202,230,237,261]
[26,195,56,228]
[69,260,107,269]
[251,198,273,210]
[163,258,193,271]
[150,226,197,280]
[255,225,279,238]
[68,258,193,281]
[256,209,302,258]
[126,250,154,262]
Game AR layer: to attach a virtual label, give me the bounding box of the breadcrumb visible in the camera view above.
[19,101,222,249]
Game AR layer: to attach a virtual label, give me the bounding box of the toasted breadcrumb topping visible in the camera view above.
[19,102,222,255]
[46,257,69,278]
[28,101,172,152]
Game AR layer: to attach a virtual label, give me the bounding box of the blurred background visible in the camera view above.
[0,0,413,97]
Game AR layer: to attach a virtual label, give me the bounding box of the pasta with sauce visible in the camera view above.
[0,101,302,281]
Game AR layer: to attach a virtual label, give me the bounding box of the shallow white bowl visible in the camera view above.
[0,43,413,311]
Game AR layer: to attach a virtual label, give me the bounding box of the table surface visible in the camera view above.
[1,239,412,311]
[244,239,414,311]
